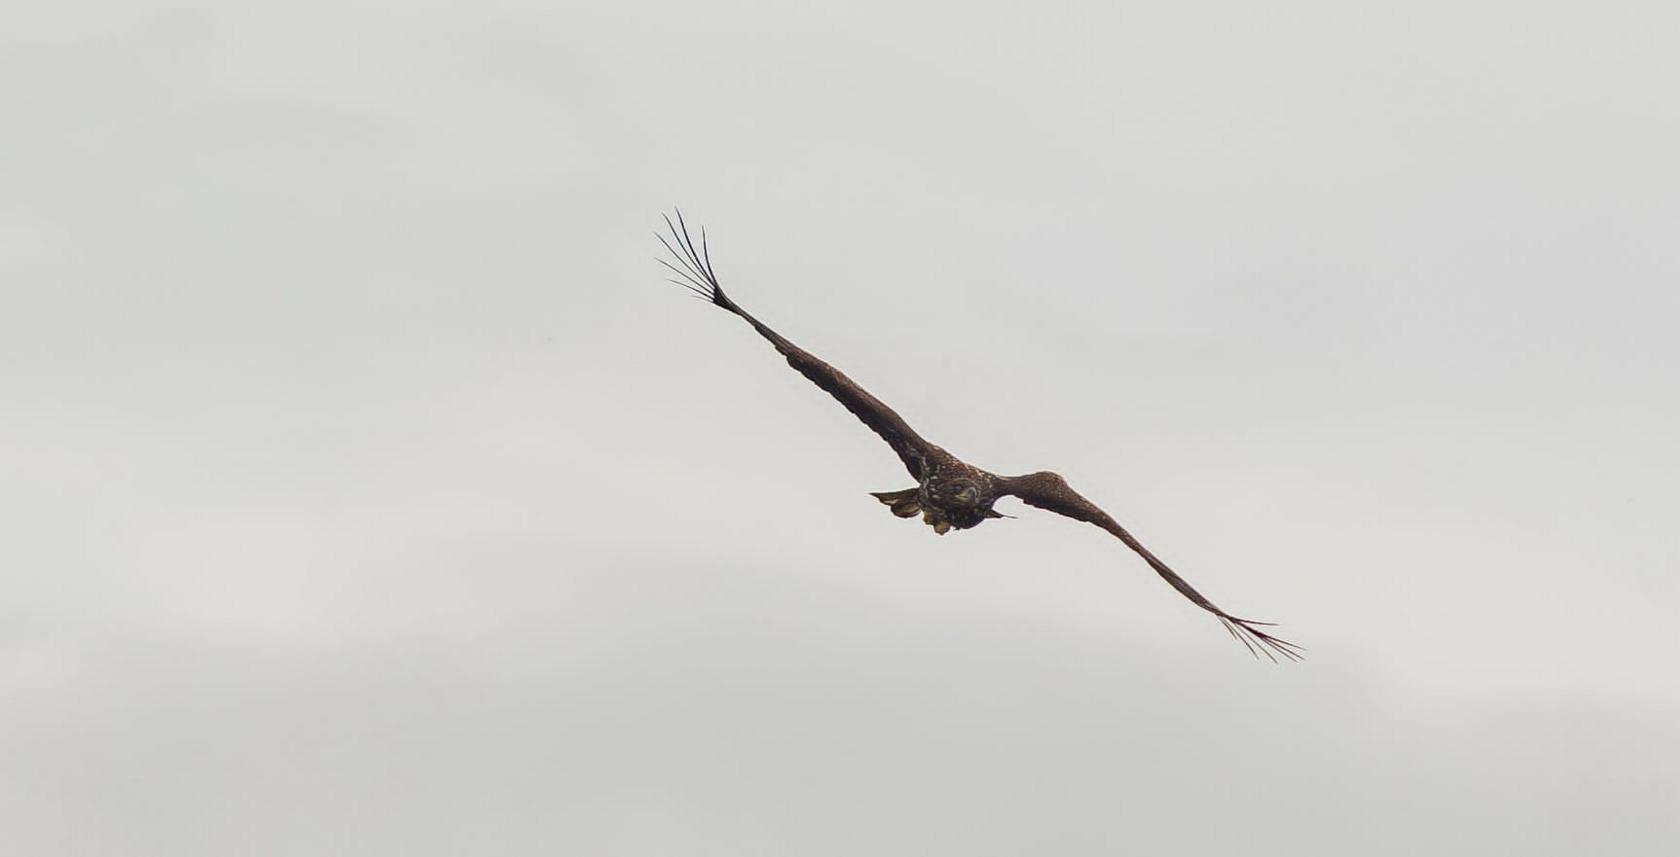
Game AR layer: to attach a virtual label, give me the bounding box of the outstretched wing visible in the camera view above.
[1005,472,1302,661]
[659,210,935,479]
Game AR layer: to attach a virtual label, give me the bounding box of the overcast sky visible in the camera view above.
[3,2,1678,854]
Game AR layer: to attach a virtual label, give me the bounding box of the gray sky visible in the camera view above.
[3,1,1678,854]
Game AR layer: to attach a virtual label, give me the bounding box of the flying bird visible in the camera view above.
[659,211,1301,661]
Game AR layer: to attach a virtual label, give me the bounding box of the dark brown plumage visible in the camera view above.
[659,211,1301,661]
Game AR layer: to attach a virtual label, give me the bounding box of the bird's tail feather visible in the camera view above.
[871,488,923,518]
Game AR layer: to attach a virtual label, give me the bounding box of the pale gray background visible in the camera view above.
[3,1,1677,854]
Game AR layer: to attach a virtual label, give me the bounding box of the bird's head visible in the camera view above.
[948,479,982,509]
[949,479,1013,522]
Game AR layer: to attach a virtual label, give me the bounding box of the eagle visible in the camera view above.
[659,211,1301,661]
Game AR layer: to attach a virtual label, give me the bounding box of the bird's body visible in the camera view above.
[871,449,1005,534]
[659,211,1301,660]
